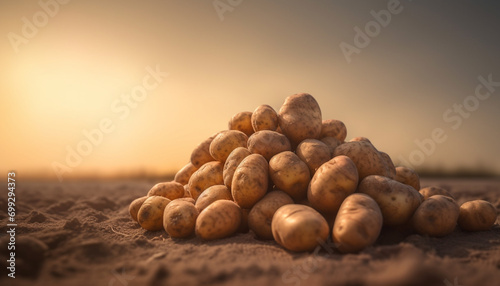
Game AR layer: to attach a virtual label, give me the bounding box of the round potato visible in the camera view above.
[188,161,224,200]
[183,184,191,198]
[278,93,322,146]
[147,181,185,200]
[174,162,199,185]
[395,166,420,191]
[412,195,459,237]
[307,155,358,214]
[247,130,291,161]
[349,136,371,143]
[190,134,216,168]
[379,152,396,179]
[320,119,347,143]
[195,185,233,213]
[163,200,199,238]
[195,200,242,240]
[129,196,148,222]
[458,200,497,231]
[320,136,342,156]
[176,197,195,204]
[231,154,269,209]
[228,111,254,137]
[223,147,252,188]
[248,191,294,239]
[358,175,421,226]
[251,104,279,131]
[271,204,329,252]
[419,186,454,200]
[209,130,248,163]
[137,196,171,231]
[332,193,383,253]
[269,151,311,202]
[296,139,332,176]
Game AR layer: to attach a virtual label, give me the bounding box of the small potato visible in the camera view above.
[183,184,191,198]
[307,155,358,214]
[251,104,279,132]
[195,185,233,213]
[269,151,311,202]
[195,200,242,240]
[320,136,342,156]
[190,134,216,168]
[296,139,332,176]
[248,191,294,239]
[209,130,248,163]
[147,181,185,200]
[188,161,224,200]
[349,137,371,143]
[379,152,396,180]
[223,147,252,188]
[458,200,497,231]
[247,130,291,161]
[163,200,199,238]
[332,193,383,253]
[395,166,420,191]
[174,162,198,185]
[419,186,454,200]
[137,196,171,231]
[228,111,254,137]
[129,196,148,222]
[412,195,459,237]
[231,154,269,209]
[320,119,347,143]
[271,204,329,252]
[358,175,421,226]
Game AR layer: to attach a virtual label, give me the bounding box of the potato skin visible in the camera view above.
[163,200,199,238]
[395,166,420,191]
[320,119,347,143]
[195,200,242,240]
[190,134,216,168]
[296,139,332,176]
[458,200,497,231]
[379,152,396,179]
[333,193,383,253]
[247,130,291,161]
[129,196,148,222]
[195,185,233,213]
[228,111,254,137]
[248,191,294,239]
[174,162,199,185]
[419,186,454,200]
[251,104,279,132]
[307,155,358,214]
[223,147,252,188]
[412,195,459,237]
[269,151,311,202]
[209,130,248,163]
[320,136,342,156]
[137,196,171,231]
[188,161,224,200]
[271,204,329,252]
[147,181,185,200]
[231,154,269,209]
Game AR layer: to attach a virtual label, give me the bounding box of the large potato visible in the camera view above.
[163,200,199,238]
[248,191,294,239]
[296,139,332,176]
[332,193,383,253]
[271,204,329,252]
[419,186,454,200]
[195,200,242,240]
[320,136,342,156]
[320,119,347,143]
[228,111,254,137]
[307,155,358,214]
[394,166,420,191]
[129,196,148,222]
[412,195,459,237]
[223,147,251,188]
[251,104,279,131]
[174,162,199,185]
[278,93,322,146]
[358,175,421,226]
[188,161,224,200]
[147,181,185,200]
[458,200,497,231]
[247,130,291,161]
[209,130,248,163]
[137,196,171,231]
[231,154,269,209]
[195,185,233,213]
[269,151,311,202]
[190,134,216,168]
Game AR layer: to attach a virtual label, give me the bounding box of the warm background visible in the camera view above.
[1,0,499,180]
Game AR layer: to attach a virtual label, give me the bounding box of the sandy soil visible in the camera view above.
[1,178,499,286]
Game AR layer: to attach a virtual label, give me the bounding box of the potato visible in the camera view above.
[147,181,185,200]
[248,191,294,239]
[349,136,371,143]
[209,130,248,163]
[412,195,459,237]
[320,136,342,156]
[332,193,383,253]
[195,185,233,213]
[129,196,148,222]
[458,200,497,231]
[190,134,216,168]
[379,151,396,179]
[358,175,421,226]
[247,130,291,161]
[251,104,279,131]
[320,119,347,143]
[419,186,454,200]
[395,166,420,191]
[278,93,322,146]
[174,162,198,185]
[137,196,171,231]
[307,155,358,214]
[296,139,332,176]
[176,197,195,204]
[183,184,191,198]
[188,161,224,200]
[195,200,242,240]
[163,200,199,238]
[231,154,269,209]
[223,147,252,188]
[271,204,329,252]
[228,111,254,137]
[269,151,311,202]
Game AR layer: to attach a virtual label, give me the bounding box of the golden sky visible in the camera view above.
[1,0,499,180]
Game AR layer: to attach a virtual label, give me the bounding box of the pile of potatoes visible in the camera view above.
[129,93,498,253]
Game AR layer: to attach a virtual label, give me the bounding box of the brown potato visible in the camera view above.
[320,136,342,156]
[458,200,497,231]
[163,200,199,238]
[228,111,254,137]
[190,134,216,168]
[248,191,294,239]
[231,154,269,209]
[332,193,383,253]
[209,130,248,163]
[174,162,199,185]
[247,130,291,161]
[175,197,195,204]
[195,200,242,240]
[137,196,171,231]
[320,119,347,143]
[183,184,191,198]
[395,166,420,191]
[147,181,185,200]
[251,104,279,131]
[223,147,252,188]
[269,151,311,202]
[296,139,332,176]
[129,196,148,222]
[349,136,371,143]
[188,161,224,200]
[412,195,459,237]
[195,185,233,213]
[271,204,329,252]
[379,152,396,179]
[307,155,358,214]
[419,186,454,200]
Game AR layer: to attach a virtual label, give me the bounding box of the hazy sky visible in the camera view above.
[1,0,499,180]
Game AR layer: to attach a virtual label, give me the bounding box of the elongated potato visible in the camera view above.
[190,134,216,168]
[247,130,291,161]
[296,139,332,176]
[419,186,454,200]
[195,185,233,213]
[412,195,459,237]
[163,200,199,238]
[147,181,185,200]
[174,162,199,185]
[209,130,248,163]
[251,104,279,131]
[248,191,294,239]
[188,161,224,200]
[137,196,171,231]
[395,166,420,191]
[458,200,497,231]
[269,151,311,202]
[195,200,242,240]
[333,193,383,253]
[223,147,252,188]
[320,119,347,143]
[228,111,254,137]
[231,154,269,209]
[129,196,148,222]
